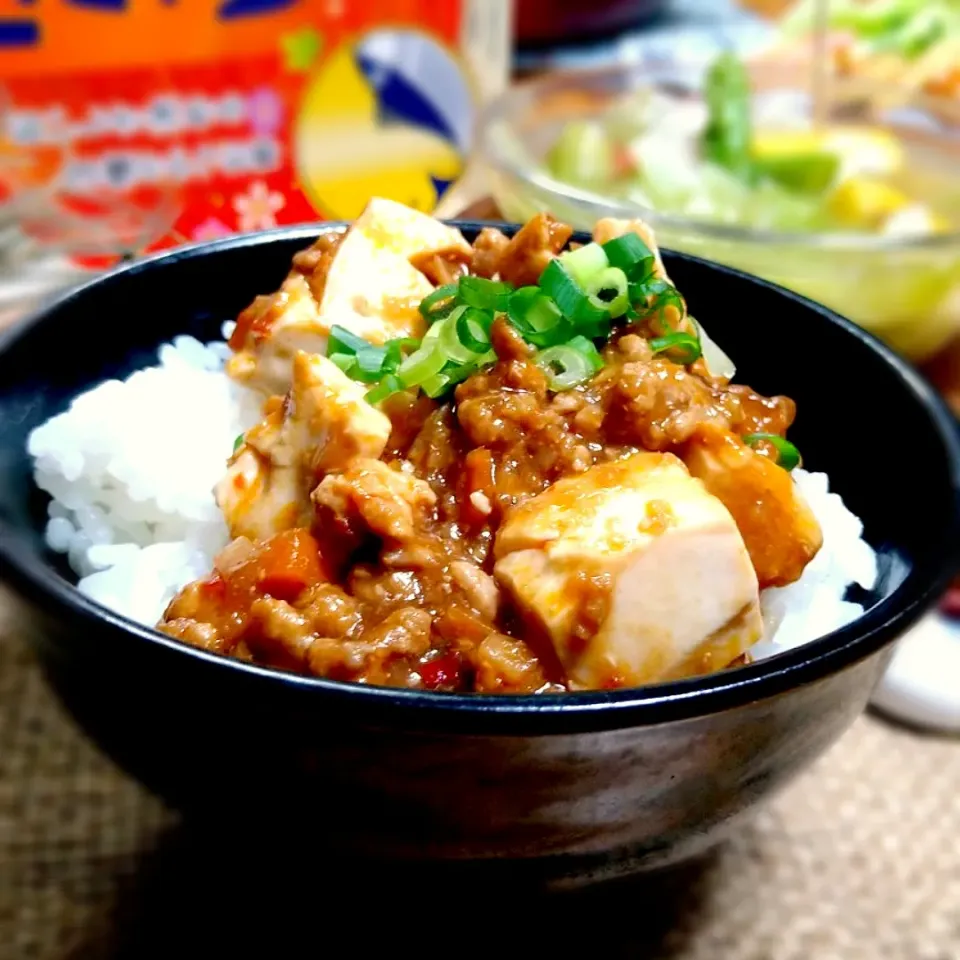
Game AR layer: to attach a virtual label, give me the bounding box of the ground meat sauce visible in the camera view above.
[159,217,797,693]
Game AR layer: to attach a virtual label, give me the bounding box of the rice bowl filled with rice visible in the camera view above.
[26,199,877,693]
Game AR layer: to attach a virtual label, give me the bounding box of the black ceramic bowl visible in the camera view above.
[1,223,958,886]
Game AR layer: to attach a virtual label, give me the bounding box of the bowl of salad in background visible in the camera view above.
[479,55,960,361]
[762,0,960,110]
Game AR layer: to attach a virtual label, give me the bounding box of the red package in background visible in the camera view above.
[0,0,512,262]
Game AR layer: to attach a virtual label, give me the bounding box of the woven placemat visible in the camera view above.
[1,587,958,960]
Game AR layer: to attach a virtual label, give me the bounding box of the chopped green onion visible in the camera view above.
[578,314,613,341]
[601,233,656,279]
[420,358,492,399]
[455,307,493,353]
[419,283,460,321]
[458,276,512,313]
[437,306,484,364]
[453,353,495,380]
[376,337,418,374]
[539,259,608,328]
[540,259,583,318]
[744,433,801,471]
[329,352,358,375]
[585,266,629,318]
[649,332,702,365]
[388,336,421,355]
[535,335,604,391]
[422,356,495,398]
[631,277,686,330]
[398,341,447,387]
[364,374,405,405]
[629,276,671,306]
[559,242,609,289]
[507,286,570,347]
[420,372,451,398]
[354,345,390,382]
[422,321,443,345]
[566,334,604,365]
[328,325,371,356]
[382,342,403,372]
[233,434,244,453]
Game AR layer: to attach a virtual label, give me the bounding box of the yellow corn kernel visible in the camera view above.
[752,129,826,159]
[829,177,910,228]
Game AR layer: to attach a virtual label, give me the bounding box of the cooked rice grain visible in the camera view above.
[28,334,260,625]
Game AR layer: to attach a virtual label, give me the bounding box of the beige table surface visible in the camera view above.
[2,577,959,960]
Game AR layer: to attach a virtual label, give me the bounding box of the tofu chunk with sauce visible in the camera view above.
[682,429,823,589]
[593,217,671,282]
[217,351,391,541]
[227,272,328,397]
[227,197,470,395]
[493,453,763,690]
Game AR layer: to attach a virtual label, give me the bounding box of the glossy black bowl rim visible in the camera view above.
[3,220,960,736]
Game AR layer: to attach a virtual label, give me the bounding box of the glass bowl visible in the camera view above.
[478,60,960,362]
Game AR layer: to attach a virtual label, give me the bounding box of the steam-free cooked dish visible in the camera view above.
[28,199,877,693]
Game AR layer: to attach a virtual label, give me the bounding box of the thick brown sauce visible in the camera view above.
[160,218,798,693]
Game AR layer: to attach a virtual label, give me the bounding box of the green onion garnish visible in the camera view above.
[578,314,613,341]
[507,286,570,346]
[601,233,656,277]
[631,277,686,330]
[420,358,490,399]
[330,334,419,384]
[328,324,371,356]
[455,307,493,353]
[585,266,629,318]
[233,434,244,453]
[328,236,692,404]
[364,374,405,405]
[539,259,585,318]
[559,242,609,288]
[539,259,608,327]
[420,372,452,398]
[457,354,495,380]
[353,344,390,382]
[438,306,484,364]
[649,331,702,365]
[418,283,460,321]
[388,336,421,355]
[329,352,358,375]
[744,433,802,471]
[397,341,446,387]
[458,276,512,313]
[535,335,604,391]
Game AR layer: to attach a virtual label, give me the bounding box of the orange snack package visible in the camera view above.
[0,0,511,255]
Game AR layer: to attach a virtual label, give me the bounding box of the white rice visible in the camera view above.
[754,468,878,658]
[27,327,261,625]
[26,332,878,659]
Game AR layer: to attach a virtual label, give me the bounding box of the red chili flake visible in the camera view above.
[200,574,227,600]
[419,652,462,691]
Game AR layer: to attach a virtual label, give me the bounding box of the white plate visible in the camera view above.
[871,610,960,734]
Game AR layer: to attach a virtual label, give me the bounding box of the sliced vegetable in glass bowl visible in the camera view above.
[478,58,960,362]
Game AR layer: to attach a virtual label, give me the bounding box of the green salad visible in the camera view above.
[546,52,954,236]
